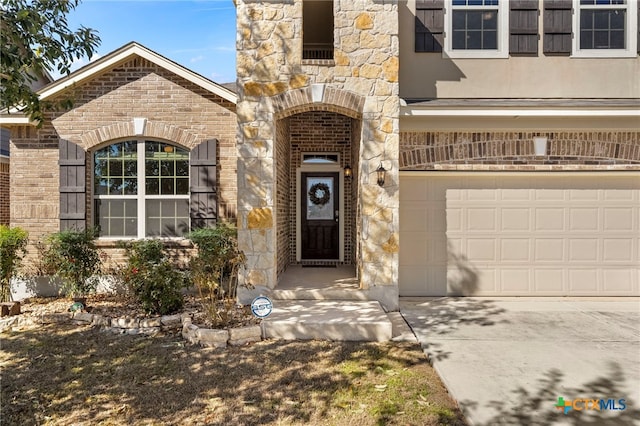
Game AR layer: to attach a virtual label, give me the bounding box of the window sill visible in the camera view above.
[571,50,638,59]
[95,238,193,249]
[443,50,508,59]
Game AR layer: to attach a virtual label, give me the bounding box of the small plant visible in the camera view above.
[44,228,101,298]
[0,226,29,302]
[121,240,188,315]
[188,224,246,327]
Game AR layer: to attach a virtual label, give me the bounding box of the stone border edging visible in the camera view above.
[0,311,263,349]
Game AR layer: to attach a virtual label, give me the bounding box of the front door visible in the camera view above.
[301,172,339,260]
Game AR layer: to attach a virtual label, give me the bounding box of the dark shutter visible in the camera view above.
[59,140,86,231]
[190,139,217,229]
[510,0,539,55]
[543,0,572,55]
[415,0,444,52]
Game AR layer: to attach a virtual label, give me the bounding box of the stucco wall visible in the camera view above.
[399,0,640,99]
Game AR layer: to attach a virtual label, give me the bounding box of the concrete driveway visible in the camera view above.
[400,298,640,426]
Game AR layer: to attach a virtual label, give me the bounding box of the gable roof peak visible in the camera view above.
[38,41,236,104]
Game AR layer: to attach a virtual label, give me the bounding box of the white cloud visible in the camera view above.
[190,55,205,63]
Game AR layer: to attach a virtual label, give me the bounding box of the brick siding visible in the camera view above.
[400,131,640,170]
[8,56,237,267]
[0,161,8,225]
[288,111,355,266]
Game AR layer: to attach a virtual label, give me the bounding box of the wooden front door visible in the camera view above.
[301,172,339,260]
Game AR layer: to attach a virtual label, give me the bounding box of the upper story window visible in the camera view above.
[93,140,190,238]
[445,0,509,58]
[303,0,334,60]
[573,0,637,57]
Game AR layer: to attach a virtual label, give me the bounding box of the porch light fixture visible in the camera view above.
[376,163,386,187]
[344,165,352,180]
[533,136,548,156]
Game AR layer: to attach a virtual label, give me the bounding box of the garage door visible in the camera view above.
[400,173,640,296]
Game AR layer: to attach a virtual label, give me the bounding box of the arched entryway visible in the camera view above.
[274,109,362,284]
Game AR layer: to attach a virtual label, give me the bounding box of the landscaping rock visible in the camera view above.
[140,318,161,328]
[73,312,94,323]
[182,323,199,344]
[197,328,228,348]
[125,327,160,336]
[92,315,111,327]
[161,314,182,327]
[111,317,140,329]
[229,325,262,346]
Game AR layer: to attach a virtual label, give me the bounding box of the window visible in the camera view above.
[573,0,637,57]
[93,140,190,238]
[446,0,509,58]
[303,0,334,60]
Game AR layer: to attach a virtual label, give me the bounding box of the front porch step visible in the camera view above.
[270,287,369,301]
[261,300,393,342]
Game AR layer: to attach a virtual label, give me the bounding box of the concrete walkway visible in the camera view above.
[401,297,640,426]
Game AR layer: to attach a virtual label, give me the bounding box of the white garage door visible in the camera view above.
[400,173,640,296]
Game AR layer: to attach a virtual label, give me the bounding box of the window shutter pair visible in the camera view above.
[59,139,218,232]
[415,0,539,55]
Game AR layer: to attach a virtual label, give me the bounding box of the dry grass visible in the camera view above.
[1,324,466,425]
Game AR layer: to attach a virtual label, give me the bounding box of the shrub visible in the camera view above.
[44,228,101,298]
[0,226,29,302]
[121,240,188,315]
[188,224,246,327]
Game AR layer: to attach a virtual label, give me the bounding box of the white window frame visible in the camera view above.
[92,139,190,240]
[444,0,509,59]
[572,0,637,58]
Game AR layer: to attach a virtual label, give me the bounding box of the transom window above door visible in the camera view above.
[93,139,190,238]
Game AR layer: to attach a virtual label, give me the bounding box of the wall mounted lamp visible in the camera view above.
[376,163,387,187]
[344,165,352,180]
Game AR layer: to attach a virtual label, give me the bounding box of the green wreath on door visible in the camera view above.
[308,182,331,206]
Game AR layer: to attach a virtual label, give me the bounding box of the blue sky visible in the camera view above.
[58,0,237,83]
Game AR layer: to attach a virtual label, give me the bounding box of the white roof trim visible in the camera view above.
[0,115,34,125]
[401,107,640,118]
[38,43,237,104]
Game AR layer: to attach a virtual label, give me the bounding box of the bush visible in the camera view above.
[188,224,246,327]
[121,240,188,315]
[0,226,29,302]
[44,228,101,298]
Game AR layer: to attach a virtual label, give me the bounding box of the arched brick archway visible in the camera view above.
[271,86,364,120]
[80,120,201,151]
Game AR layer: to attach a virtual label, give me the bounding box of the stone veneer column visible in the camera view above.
[236,0,399,306]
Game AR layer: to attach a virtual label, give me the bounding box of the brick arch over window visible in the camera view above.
[272,86,364,120]
[399,132,640,170]
[80,121,201,151]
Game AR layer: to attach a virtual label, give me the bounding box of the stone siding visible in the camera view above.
[400,132,640,170]
[8,57,237,265]
[236,0,400,291]
[0,161,8,225]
